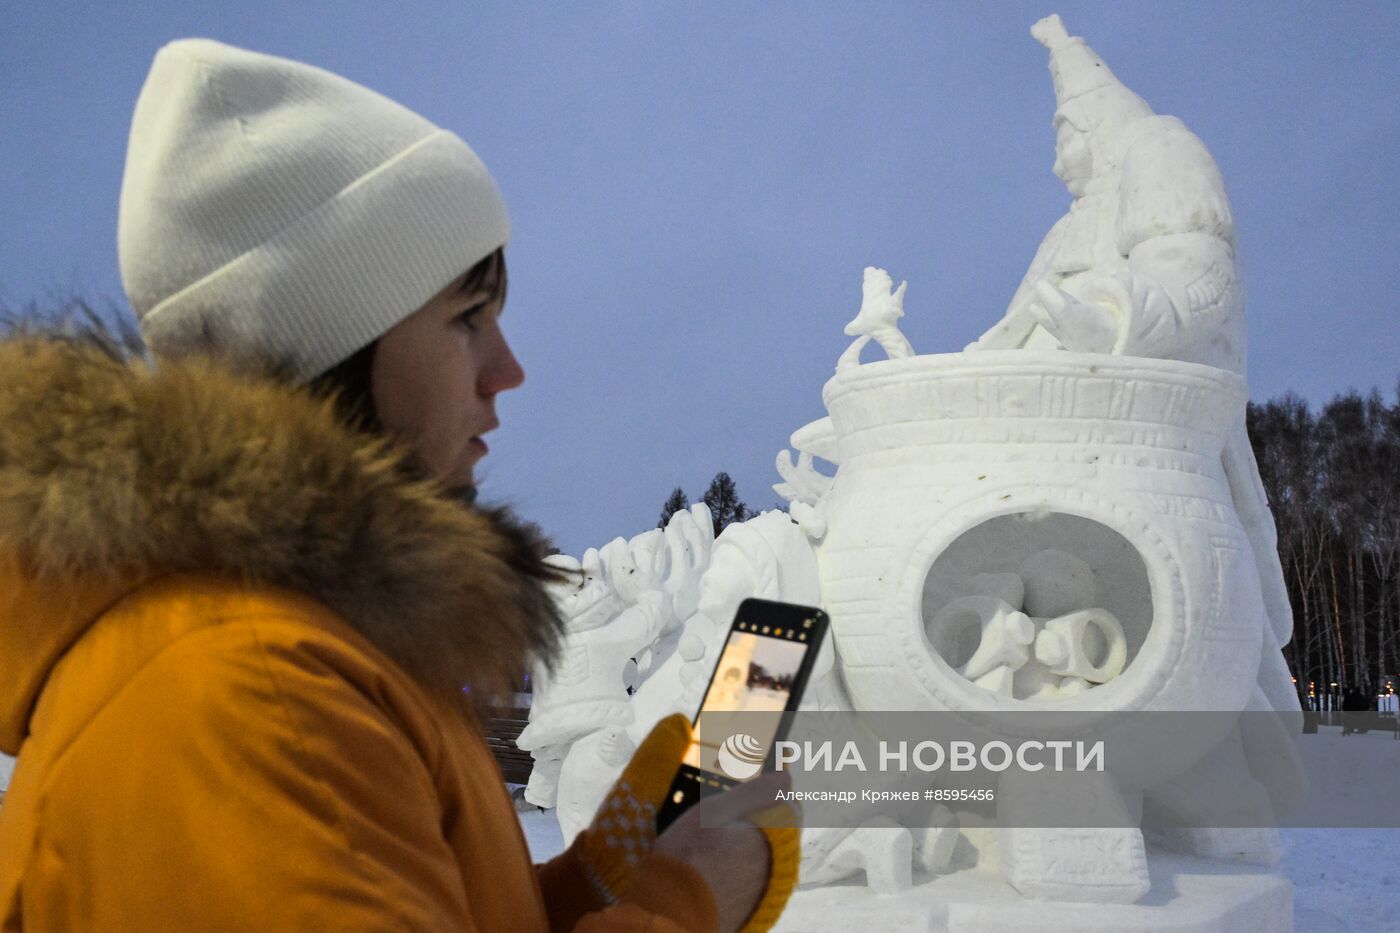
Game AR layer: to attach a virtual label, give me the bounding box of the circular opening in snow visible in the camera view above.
[920,511,1152,702]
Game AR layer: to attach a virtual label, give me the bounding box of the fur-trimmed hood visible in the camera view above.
[0,332,562,746]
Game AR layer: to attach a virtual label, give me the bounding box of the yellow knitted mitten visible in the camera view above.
[575,713,801,932]
[576,713,693,902]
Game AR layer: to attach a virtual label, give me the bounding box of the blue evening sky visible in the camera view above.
[3,2,1397,556]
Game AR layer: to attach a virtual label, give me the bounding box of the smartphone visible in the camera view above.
[654,598,830,834]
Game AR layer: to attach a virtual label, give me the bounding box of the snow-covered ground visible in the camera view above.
[519,806,566,860]
[1285,827,1400,931]
[1281,725,1400,932]
[517,725,1400,931]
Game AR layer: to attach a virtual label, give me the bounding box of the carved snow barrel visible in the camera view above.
[806,351,1264,723]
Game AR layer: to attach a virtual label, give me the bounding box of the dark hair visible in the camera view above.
[308,248,506,435]
[311,339,380,432]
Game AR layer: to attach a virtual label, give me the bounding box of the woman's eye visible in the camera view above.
[457,305,485,331]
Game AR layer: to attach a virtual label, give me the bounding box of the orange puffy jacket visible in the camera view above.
[0,336,717,932]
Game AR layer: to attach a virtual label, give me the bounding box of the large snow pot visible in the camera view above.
[810,351,1264,729]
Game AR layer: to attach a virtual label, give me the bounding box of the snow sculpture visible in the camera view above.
[659,502,715,624]
[837,266,914,372]
[969,13,1239,369]
[515,549,628,822]
[776,15,1299,929]
[518,535,670,837]
[532,13,1304,931]
[520,505,716,838]
[773,450,832,511]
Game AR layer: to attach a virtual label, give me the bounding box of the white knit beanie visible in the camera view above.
[119,39,508,382]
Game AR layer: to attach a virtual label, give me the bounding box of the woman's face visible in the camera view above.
[371,253,523,490]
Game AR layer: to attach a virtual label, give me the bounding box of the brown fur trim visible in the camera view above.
[0,332,563,708]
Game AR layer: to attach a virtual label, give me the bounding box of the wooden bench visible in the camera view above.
[484,705,534,785]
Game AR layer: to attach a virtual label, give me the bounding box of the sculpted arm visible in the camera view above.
[1082,230,1241,363]
[1089,117,1241,363]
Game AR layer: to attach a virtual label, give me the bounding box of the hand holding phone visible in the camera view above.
[651,769,792,932]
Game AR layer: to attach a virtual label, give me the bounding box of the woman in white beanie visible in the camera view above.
[0,39,796,932]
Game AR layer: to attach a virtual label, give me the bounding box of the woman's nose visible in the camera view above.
[481,335,525,396]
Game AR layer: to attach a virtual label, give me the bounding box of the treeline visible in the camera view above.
[658,471,754,536]
[1249,384,1400,704]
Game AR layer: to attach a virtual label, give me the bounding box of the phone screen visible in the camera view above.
[656,599,827,833]
[681,612,818,779]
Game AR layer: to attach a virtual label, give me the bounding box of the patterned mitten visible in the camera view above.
[575,713,801,932]
[575,713,692,901]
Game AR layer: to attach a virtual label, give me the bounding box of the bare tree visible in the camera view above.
[657,487,690,529]
[701,472,752,536]
[1249,379,1400,708]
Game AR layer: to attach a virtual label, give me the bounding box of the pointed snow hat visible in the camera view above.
[1033,15,1151,137]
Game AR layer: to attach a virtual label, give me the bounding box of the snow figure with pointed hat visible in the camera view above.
[969,16,1296,731]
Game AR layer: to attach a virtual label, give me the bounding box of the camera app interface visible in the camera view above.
[682,614,814,778]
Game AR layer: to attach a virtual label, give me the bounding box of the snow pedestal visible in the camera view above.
[775,855,1292,933]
